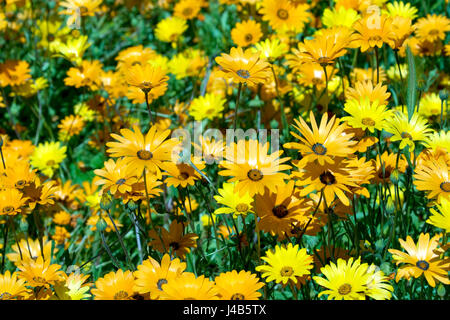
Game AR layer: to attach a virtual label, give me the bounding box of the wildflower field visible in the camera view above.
[0,0,449,303]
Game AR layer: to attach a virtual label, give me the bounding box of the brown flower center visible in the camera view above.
[320,171,336,185]
[317,57,332,66]
[416,260,429,271]
[361,117,376,127]
[439,181,450,192]
[368,35,382,42]
[2,206,14,214]
[114,290,129,300]
[338,283,352,295]
[312,143,327,155]
[47,34,55,42]
[46,160,56,166]
[182,7,193,17]
[169,241,180,250]
[277,9,289,20]
[272,205,289,218]
[177,172,190,180]
[280,266,294,277]
[428,29,439,36]
[116,179,126,185]
[378,168,392,179]
[236,203,249,213]
[244,34,253,42]
[137,150,153,160]
[157,278,168,290]
[32,276,46,284]
[231,293,245,300]
[237,69,251,79]
[401,132,413,140]
[247,169,263,181]
[15,180,26,188]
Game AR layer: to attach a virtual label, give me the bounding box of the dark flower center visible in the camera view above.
[32,276,46,284]
[114,290,129,300]
[169,241,180,250]
[157,278,168,290]
[277,9,289,20]
[368,35,382,42]
[401,132,413,140]
[137,150,153,160]
[236,203,249,213]
[15,180,26,188]
[182,7,193,17]
[272,205,289,218]
[178,172,190,180]
[247,169,263,181]
[320,171,336,185]
[416,260,429,271]
[46,160,56,166]
[440,181,450,192]
[231,293,245,300]
[312,143,327,155]
[361,117,375,127]
[2,206,14,214]
[378,168,392,179]
[237,69,251,79]
[280,266,294,276]
[338,283,352,295]
[116,179,126,185]
[244,34,253,42]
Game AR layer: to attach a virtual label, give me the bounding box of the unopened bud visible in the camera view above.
[96,218,108,232]
[100,193,112,210]
[439,90,448,101]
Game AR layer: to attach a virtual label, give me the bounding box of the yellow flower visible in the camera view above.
[214,182,254,217]
[322,7,360,29]
[252,38,288,62]
[231,20,263,48]
[215,47,271,86]
[0,271,29,300]
[255,243,314,285]
[91,269,136,300]
[214,270,264,300]
[17,256,65,288]
[384,112,433,151]
[383,1,418,19]
[159,272,219,300]
[189,93,226,121]
[52,272,92,300]
[30,141,67,177]
[427,198,450,233]
[51,35,91,66]
[351,14,395,52]
[6,237,53,265]
[259,0,311,32]
[0,188,28,216]
[134,254,186,299]
[389,233,450,287]
[155,16,188,43]
[218,139,291,197]
[313,258,370,300]
[59,0,103,27]
[106,125,180,178]
[342,98,393,133]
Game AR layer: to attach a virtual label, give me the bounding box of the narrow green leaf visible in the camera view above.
[406,46,417,121]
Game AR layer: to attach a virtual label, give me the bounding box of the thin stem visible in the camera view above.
[104,207,134,270]
[375,47,380,84]
[144,91,154,125]
[234,83,243,130]
[271,65,288,136]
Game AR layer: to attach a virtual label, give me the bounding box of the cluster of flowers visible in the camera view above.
[0,0,449,300]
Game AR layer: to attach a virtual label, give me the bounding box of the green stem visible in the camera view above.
[234,83,243,130]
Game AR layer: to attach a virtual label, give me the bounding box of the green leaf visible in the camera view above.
[406,46,417,121]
